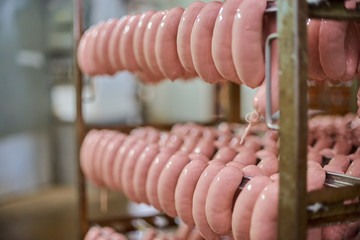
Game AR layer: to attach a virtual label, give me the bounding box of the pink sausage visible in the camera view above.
[142,228,158,240]
[342,22,360,81]
[233,150,257,166]
[146,147,177,210]
[121,141,147,203]
[87,22,105,75]
[333,139,353,155]
[80,130,99,179]
[211,147,237,164]
[206,161,244,235]
[256,149,277,160]
[120,15,141,72]
[177,1,206,73]
[192,162,224,240]
[232,176,270,240]
[242,165,266,178]
[133,144,160,204]
[307,161,326,191]
[86,130,108,186]
[133,11,156,71]
[257,154,278,176]
[193,139,216,159]
[307,150,323,164]
[343,221,360,239]
[212,0,242,84]
[232,0,266,88]
[155,7,187,80]
[188,230,204,240]
[191,1,224,83]
[158,151,190,217]
[307,19,327,82]
[346,158,360,177]
[313,136,333,151]
[175,154,209,227]
[180,136,200,153]
[144,11,168,76]
[112,136,139,190]
[324,164,345,174]
[165,135,184,150]
[319,20,348,81]
[101,226,115,237]
[243,136,263,152]
[250,182,279,240]
[327,155,350,173]
[108,16,130,72]
[101,133,127,189]
[93,131,117,186]
[97,18,118,75]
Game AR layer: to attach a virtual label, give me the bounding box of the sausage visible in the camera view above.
[121,141,147,203]
[134,11,156,72]
[188,229,204,240]
[206,161,244,235]
[146,147,177,210]
[319,20,348,81]
[232,0,266,88]
[112,136,139,190]
[327,155,350,173]
[342,22,360,81]
[87,22,105,75]
[102,133,127,189]
[242,165,266,177]
[175,154,209,227]
[158,151,190,217]
[120,15,141,73]
[192,162,224,240]
[97,18,118,75]
[343,221,360,240]
[193,139,216,159]
[312,136,333,152]
[346,158,360,177]
[144,11,168,76]
[80,130,99,180]
[250,182,279,240]
[214,134,232,148]
[211,147,237,164]
[191,1,224,83]
[142,228,158,240]
[177,1,206,73]
[307,150,323,164]
[165,135,184,150]
[212,0,242,84]
[93,131,117,187]
[232,176,270,240]
[133,144,160,204]
[307,19,327,82]
[155,7,188,80]
[257,154,278,176]
[233,150,257,166]
[108,16,130,72]
[180,136,200,153]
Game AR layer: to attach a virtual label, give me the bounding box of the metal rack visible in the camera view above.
[73,0,360,239]
[277,0,360,239]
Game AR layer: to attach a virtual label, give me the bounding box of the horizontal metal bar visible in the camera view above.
[308,185,360,204]
[325,172,360,188]
[308,1,360,19]
[308,202,360,228]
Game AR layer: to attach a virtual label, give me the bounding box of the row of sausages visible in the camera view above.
[76,0,360,118]
[84,224,203,240]
[80,117,360,239]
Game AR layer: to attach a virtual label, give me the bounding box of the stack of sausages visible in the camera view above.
[84,223,204,240]
[80,114,360,240]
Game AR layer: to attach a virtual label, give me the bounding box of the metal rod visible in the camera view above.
[73,0,88,238]
[308,185,360,204]
[228,82,241,123]
[277,0,309,238]
[265,33,279,130]
[308,1,360,20]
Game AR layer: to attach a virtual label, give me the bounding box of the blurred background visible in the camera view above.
[0,0,357,239]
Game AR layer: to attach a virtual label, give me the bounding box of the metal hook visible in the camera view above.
[265,33,279,130]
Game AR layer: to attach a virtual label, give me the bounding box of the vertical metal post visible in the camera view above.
[277,0,308,239]
[73,0,89,239]
[228,82,241,123]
